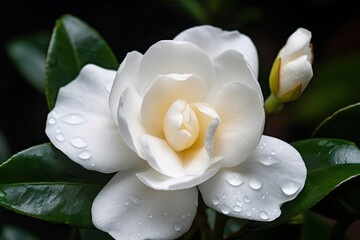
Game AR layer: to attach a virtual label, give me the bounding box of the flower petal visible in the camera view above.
[279,55,313,96]
[141,74,207,137]
[174,25,259,77]
[136,163,221,190]
[199,135,306,221]
[138,40,213,94]
[211,50,263,101]
[109,51,143,125]
[46,64,143,173]
[141,134,185,178]
[117,87,147,158]
[211,82,265,167]
[279,28,312,62]
[92,172,198,240]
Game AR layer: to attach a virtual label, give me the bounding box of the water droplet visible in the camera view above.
[262,142,267,146]
[244,196,251,203]
[78,150,92,160]
[48,117,56,125]
[186,212,191,217]
[69,137,87,148]
[137,232,142,237]
[173,223,182,232]
[56,133,65,142]
[232,205,242,212]
[124,201,130,206]
[235,200,243,206]
[222,193,227,200]
[90,163,95,167]
[261,195,266,200]
[258,156,278,166]
[180,213,186,220]
[259,146,263,150]
[225,173,244,186]
[259,211,269,220]
[248,178,262,190]
[61,114,85,125]
[220,204,231,215]
[281,182,300,196]
[193,198,198,207]
[129,195,140,204]
[270,150,276,155]
[245,211,252,217]
[148,214,153,219]
[212,195,220,206]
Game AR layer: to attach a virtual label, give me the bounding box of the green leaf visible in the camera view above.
[79,228,113,240]
[0,144,113,227]
[313,103,360,147]
[244,138,360,231]
[0,131,10,164]
[6,32,50,93]
[45,14,118,110]
[294,52,360,124]
[300,211,334,240]
[0,225,39,240]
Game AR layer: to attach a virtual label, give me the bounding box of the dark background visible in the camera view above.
[0,1,359,239]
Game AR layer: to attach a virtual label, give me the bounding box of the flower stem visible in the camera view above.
[264,94,283,117]
[213,212,228,240]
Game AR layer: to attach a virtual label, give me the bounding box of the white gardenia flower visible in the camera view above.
[46,25,307,240]
[270,28,313,102]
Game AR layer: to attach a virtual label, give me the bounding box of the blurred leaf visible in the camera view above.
[0,144,113,228]
[313,103,360,147]
[6,32,50,93]
[311,175,360,222]
[300,211,334,240]
[45,14,118,110]
[244,138,360,231]
[0,225,39,240]
[294,52,360,124]
[0,131,10,164]
[168,0,209,24]
[79,228,113,240]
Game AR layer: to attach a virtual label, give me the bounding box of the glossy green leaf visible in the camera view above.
[313,103,360,147]
[0,144,113,227]
[45,14,118,110]
[244,138,360,231]
[6,32,50,93]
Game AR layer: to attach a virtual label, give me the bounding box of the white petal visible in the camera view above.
[199,135,306,222]
[174,25,259,78]
[46,64,143,173]
[92,172,198,240]
[279,55,313,96]
[117,87,147,158]
[138,40,213,95]
[211,82,265,167]
[136,163,221,191]
[279,28,312,62]
[182,103,221,175]
[140,74,207,137]
[211,50,263,101]
[141,135,185,178]
[109,51,143,125]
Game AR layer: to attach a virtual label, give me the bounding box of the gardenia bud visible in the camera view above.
[269,28,313,102]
